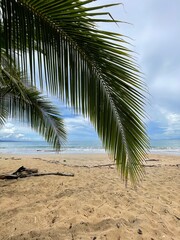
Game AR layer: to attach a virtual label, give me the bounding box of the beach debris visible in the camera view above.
[71,233,75,240]
[137,229,142,234]
[3,157,21,160]
[13,166,38,175]
[52,216,58,224]
[174,215,180,220]
[58,163,116,168]
[116,223,120,228]
[0,166,74,179]
[145,159,159,162]
[144,164,159,167]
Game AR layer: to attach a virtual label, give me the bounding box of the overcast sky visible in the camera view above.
[0,0,180,142]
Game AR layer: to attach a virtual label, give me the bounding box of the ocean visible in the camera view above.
[0,139,105,155]
[0,139,180,155]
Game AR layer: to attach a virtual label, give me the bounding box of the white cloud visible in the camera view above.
[3,128,15,134]
[4,123,14,128]
[163,112,180,137]
[65,116,89,125]
[3,134,13,139]
[0,114,98,142]
[64,116,93,133]
[0,121,40,141]
[148,105,180,138]
[15,133,25,139]
[0,123,16,135]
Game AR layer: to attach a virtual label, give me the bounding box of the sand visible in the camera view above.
[0,153,179,240]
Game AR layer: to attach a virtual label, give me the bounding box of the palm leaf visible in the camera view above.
[0,92,8,126]
[0,57,66,150]
[0,0,149,183]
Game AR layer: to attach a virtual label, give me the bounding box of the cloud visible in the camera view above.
[0,113,99,143]
[123,0,180,139]
[15,133,25,139]
[0,121,42,141]
[64,116,100,141]
[161,111,180,138]
[65,116,90,129]
[147,106,180,139]
[0,123,15,136]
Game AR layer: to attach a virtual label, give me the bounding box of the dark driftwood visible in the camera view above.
[0,172,74,179]
[13,166,38,175]
[0,166,74,180]
[19,172,74,178]
[0,174,18,179]
[175,215,180,220]
[145,159,160,162]
[143,165,159,167]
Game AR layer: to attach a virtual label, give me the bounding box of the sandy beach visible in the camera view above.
[0,153,179,240]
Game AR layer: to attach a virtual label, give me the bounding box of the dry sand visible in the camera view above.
[0,153,179,240]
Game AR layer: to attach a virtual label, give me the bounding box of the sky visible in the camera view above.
[0,0,180,143]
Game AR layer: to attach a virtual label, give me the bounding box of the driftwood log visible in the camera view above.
[0,166,74,180]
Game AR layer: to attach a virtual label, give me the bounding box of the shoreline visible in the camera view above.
[1,148,180,156]
[0,153,180,239]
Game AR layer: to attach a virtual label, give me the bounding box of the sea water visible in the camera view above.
[0,139,180,155]
[0,139,105,155]
[150,139,180,155]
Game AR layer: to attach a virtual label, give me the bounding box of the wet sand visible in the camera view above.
[0,153,179,240]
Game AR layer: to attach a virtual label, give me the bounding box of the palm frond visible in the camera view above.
[0,0,149,182]
[0,90,8,126]
[0,59,66,150]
